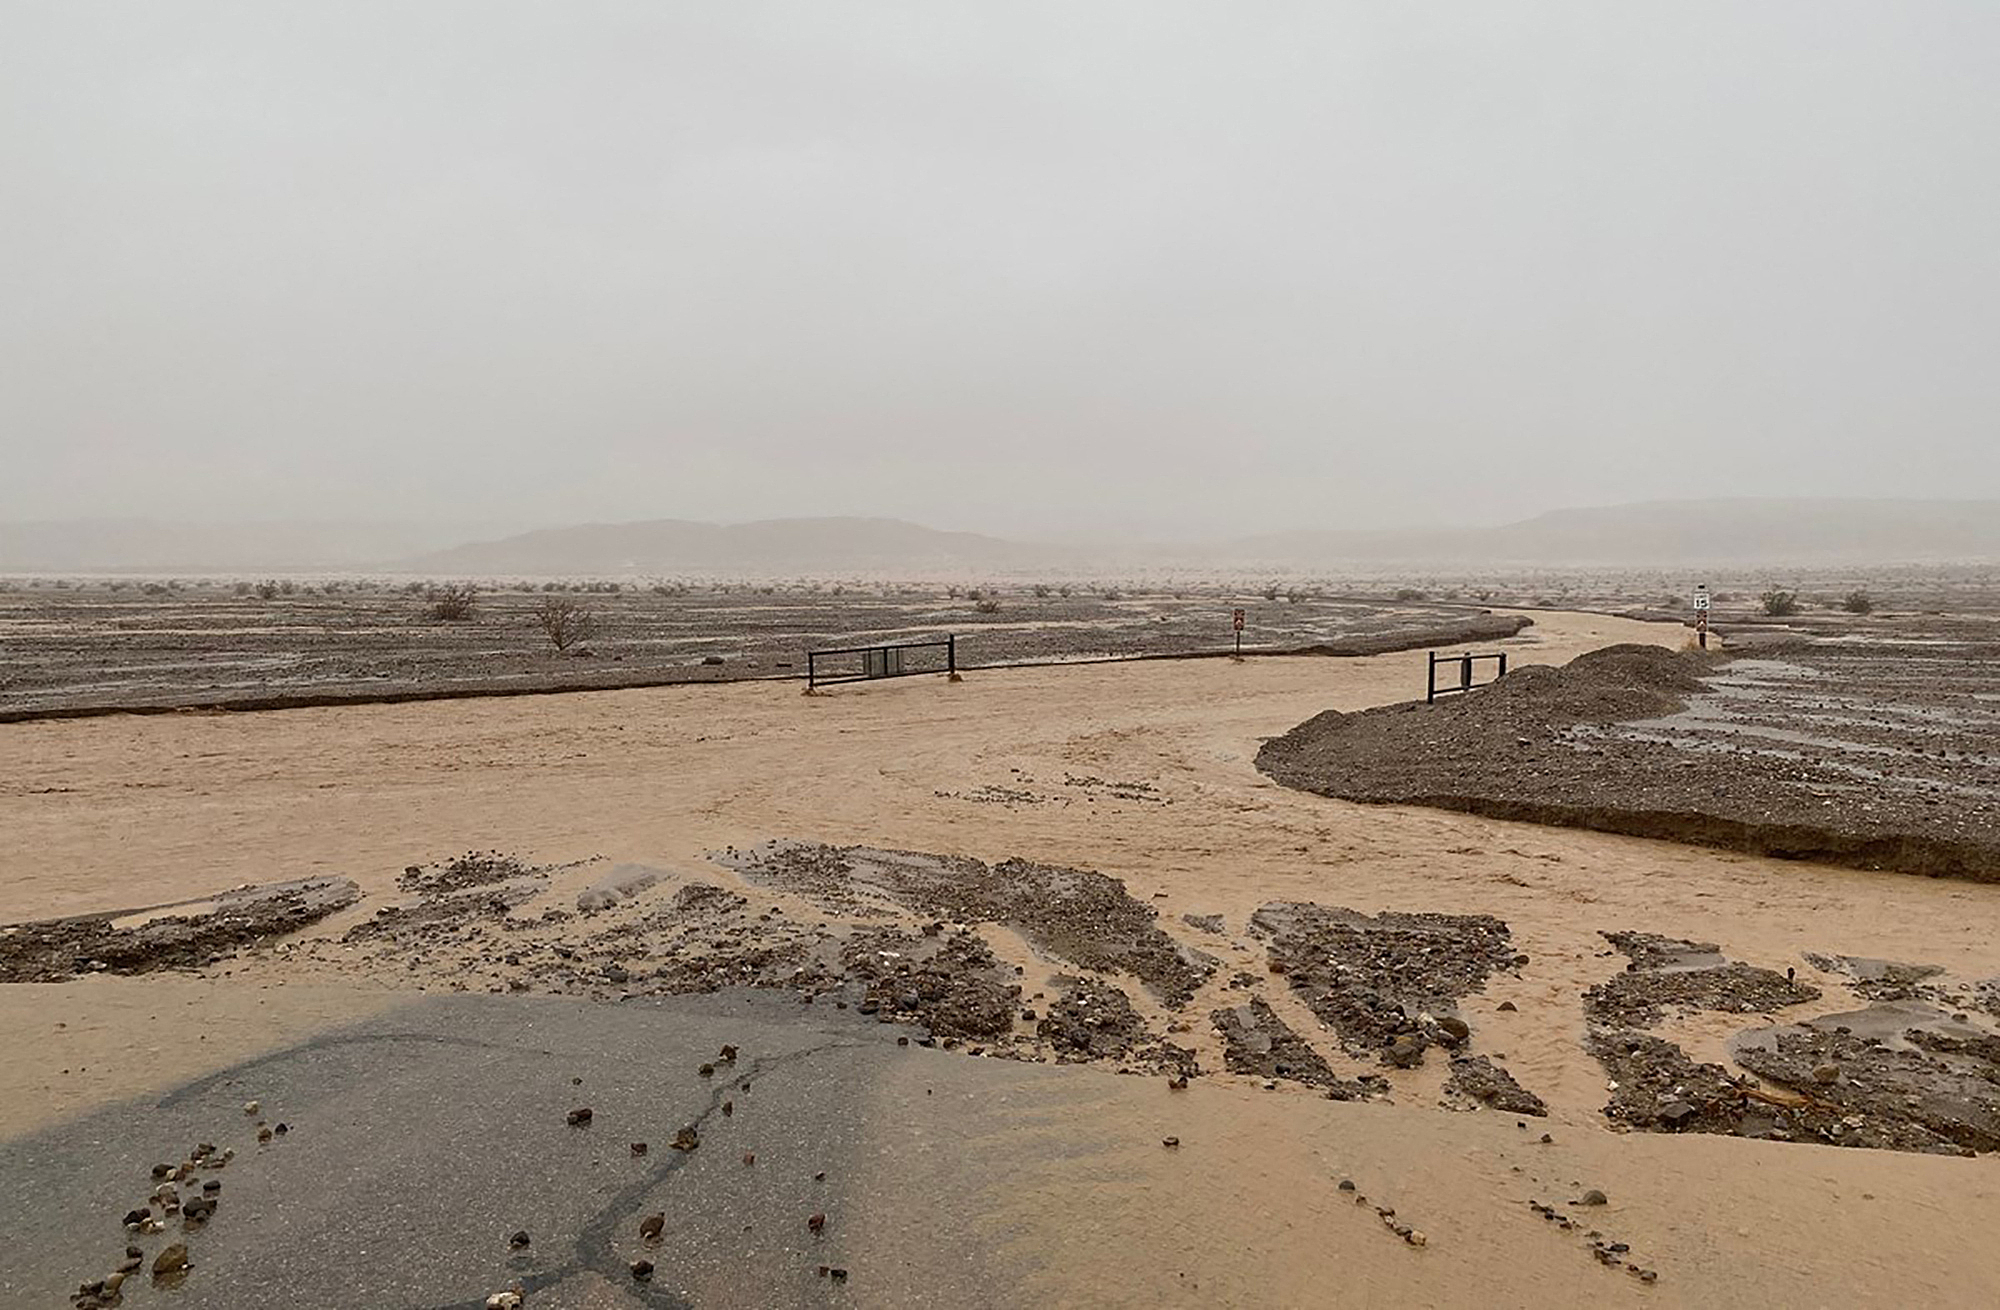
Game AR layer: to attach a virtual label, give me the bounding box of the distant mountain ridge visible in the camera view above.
[402,516,1064,574]
[1216,499,2000,566]
[3,499,1997,573]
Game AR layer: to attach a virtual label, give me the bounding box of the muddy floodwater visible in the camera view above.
[8,607,2000,1307]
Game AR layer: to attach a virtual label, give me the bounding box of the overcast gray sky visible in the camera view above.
[2,2,1995,539]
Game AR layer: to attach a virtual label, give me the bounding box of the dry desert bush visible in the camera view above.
[534,595,596,651]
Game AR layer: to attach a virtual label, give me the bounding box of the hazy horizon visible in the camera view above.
[5,3,1997,539]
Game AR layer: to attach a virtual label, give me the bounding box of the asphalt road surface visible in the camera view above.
[1,991,1002,1309]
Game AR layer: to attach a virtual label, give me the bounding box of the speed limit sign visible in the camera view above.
[1693,585,1709,612]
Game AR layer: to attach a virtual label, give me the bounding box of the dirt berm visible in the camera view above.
[1255,644,2000,881]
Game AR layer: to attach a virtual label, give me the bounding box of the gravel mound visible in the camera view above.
[1256,640,2000,880]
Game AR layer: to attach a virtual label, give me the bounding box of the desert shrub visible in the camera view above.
[973,596,1002,614]
[254,580,280,600]
[1285,589,1304,603]
[1101,587,1123,601]
[1262,584,1281,601]
[278,579,298,595]
[1761,589,1801,617]
[426,583,478,621]
[1058,585,1072,598]
[966,588,985,601]
[233,581,253,596]
[533,595,596,651]
[143,581,170,595]
[1031,584,1052,597]
[1394,587,1427,601]
[946,585,963,599]
[1843,590,1875,614]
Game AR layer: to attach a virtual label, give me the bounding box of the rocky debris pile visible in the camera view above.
[1320,1072,1395,1102]
[1587,963,1820,1029]
[723,842,1216,1004]
[582,881,750,954]
[842,928,1019,1040]
[1259,633,2000,881]
[347,855,548,950]
[1039,976,1196,1074]
[1256,644,1712,797]
[644,932,837,998]
[1733,1017,2000,1154]
[1586,1030,1751,1134]
[1586,930,1818,1029]
[715,842,867,910]
[1590,1007,2000,1155]
[1802,953,1945,1002]
[1210,997,1338,1087]
[397,850,535,897]
[1443,1055,1547,1116]
[1250,901,1518,1067]
[1,877,359,983]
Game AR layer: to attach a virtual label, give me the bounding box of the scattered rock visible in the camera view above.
[566,1107,593,1126]
[1251,902,1517,1067]
[1445,1055,1548,1117]
[152,1244,189,1276]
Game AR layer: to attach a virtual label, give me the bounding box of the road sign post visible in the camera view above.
[1232,608,1245,658]
[1693,584,1710,649]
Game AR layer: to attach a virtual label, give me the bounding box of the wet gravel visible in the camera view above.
[1250,901,1517,1067]
[1443,1056,1547,1116]
[1210,997,1339,1087]
[721,842,1216,1005]
[0,878,358,983]
[1257,632,2000,880]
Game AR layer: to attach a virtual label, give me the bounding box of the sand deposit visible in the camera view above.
[7,608,2000,1306]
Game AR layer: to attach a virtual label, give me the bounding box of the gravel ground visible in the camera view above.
[0,583,1526,719]
[1256,628,2000,880]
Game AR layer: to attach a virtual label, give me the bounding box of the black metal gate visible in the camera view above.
[807,636,958,690]
[1426,650,1507,702]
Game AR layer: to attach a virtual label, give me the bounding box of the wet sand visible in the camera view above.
[5,609,2000,1306]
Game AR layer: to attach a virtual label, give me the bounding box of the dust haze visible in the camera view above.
[4,2,1998,543]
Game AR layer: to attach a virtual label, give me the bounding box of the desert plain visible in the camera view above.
[2,581,1998,1308]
